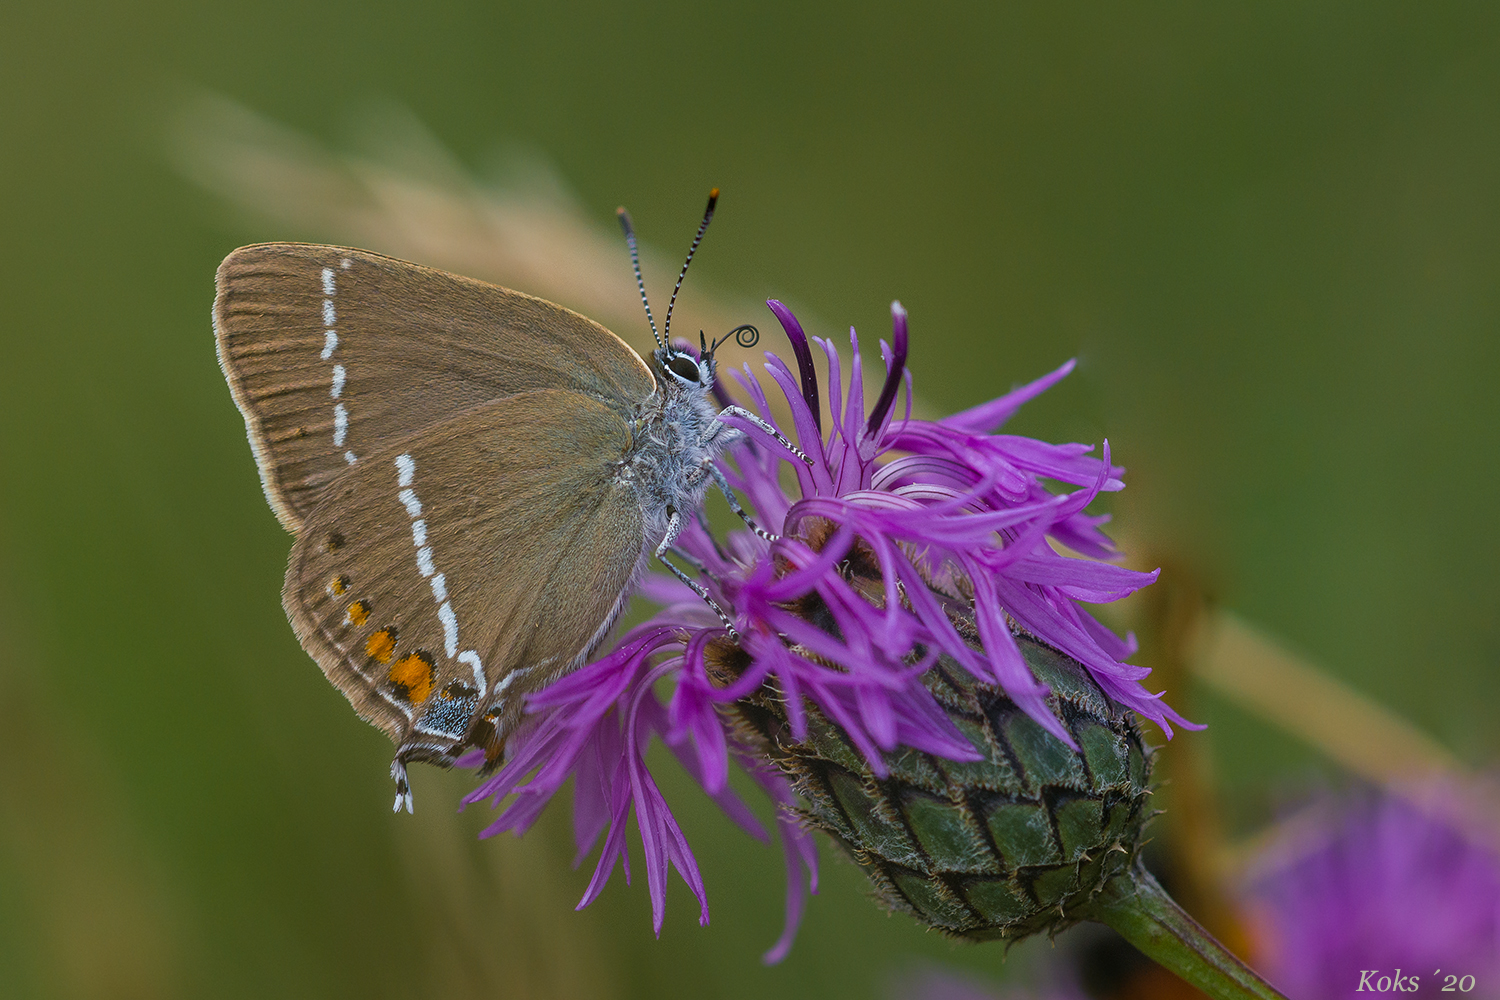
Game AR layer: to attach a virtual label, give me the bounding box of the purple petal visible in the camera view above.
[941,358,1076,434]
[865,301,909,439]
[815,337,844,455]
[742,759,819,964]
[767,299,822,434]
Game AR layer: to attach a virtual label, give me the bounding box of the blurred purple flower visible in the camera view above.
[1242,790,1500,999]
[464,299,1190,961]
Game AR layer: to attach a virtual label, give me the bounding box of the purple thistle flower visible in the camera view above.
[1242,790,1500,999]
[464,299,1191,961]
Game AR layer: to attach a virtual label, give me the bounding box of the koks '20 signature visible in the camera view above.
[1358,970,1479,992]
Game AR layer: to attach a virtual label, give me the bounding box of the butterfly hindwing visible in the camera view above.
[284,389,649,765]
[213,243,655,531]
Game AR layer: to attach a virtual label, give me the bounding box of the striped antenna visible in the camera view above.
[616,207,663,350]
[662,188,719,345]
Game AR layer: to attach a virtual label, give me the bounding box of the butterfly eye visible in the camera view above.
[667,354,701,382]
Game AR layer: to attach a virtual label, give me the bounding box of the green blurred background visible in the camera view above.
[2,2,1497,997]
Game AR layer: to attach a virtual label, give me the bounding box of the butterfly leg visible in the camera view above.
[656,507,740,640]
[705,461,779,542]
[717,405,816,466]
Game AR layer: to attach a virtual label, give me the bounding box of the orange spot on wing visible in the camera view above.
[365,627,398,664]
[328,574,350,597]
[389,651,434,704]
[345,600,369,627]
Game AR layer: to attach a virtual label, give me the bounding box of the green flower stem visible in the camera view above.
[1084,861,1287,1000]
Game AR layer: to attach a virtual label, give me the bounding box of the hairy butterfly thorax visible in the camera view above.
[624,347,734,536]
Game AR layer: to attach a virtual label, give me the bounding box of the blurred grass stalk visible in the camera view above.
[1185,607,1500,865]
[169,93,893,435]
[171,94,1499,980]
[1117,558,1500,984]
[171,91,713,339]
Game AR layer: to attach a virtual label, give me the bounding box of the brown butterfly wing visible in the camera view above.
[214,243,655,531]
[284,389,647,768]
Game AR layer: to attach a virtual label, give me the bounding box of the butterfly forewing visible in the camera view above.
[285,389,648,763]
[214,243,654,530]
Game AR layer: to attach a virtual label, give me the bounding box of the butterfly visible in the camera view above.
[213,192,787,810]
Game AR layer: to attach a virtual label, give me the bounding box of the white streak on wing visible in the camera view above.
[438,602,459,657]
[458,651,485,696]
[394,457,471,667]
[395,453,416,487]
[322,268,352,463]
[341,258,352,269]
